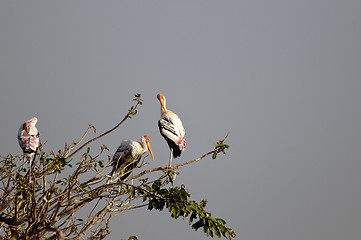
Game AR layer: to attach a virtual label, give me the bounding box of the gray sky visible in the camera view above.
[1,1,361,239]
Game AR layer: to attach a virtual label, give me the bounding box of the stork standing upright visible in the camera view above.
[17,117,40,166]
[157,93,186,167]
[110,136,154,181]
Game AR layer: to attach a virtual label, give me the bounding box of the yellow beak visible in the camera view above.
[159,97,167,114]
[25,123,30,134]
[147,142,155,161]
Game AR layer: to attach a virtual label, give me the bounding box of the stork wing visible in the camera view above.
[28,125,39,136]
[111,140,133,167]
[112,146,127,163]
[158,118,179,137]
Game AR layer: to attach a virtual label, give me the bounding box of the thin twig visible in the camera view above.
[65,125,93,157]
[66,102,140,160]
[126,150,215,181]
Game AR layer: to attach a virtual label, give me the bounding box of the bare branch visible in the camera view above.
[64,125,94,157]
[127,150,215,182]
[66,101,141,160]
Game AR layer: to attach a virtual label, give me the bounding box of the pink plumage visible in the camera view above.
[178,136,186,151]
[18,117,40,164]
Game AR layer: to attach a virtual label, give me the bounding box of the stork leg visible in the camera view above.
[168,148,173,167]
[131,161,135,185]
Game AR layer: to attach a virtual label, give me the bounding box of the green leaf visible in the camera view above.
[215,218,226,225]
[132,93,143,105]
[158,200,165,211]
[130,187,135,197]
[58,157,66,165]
[152,179,162,192]
[142,193,148,202]
[185,205,191,214]
[192,220,203,231]
[209,218,215,229]
[214,227,221,238]
[200,200,208,208]
[209,229,214,238]
[147,203,153,210]
[159,189,168,195]
[190,201,197,210]
[220,226,227,237]
[173,206,180,219]
[101,144,109,151]
[98,160,104,168]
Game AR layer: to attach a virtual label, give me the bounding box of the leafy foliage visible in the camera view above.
[0,94,234,239]
[212,131,230,160]
[142,180,235,239]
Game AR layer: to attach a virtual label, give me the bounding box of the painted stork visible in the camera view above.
[17,117,40,165]
[110,136,154,181]
[157,93,186,167]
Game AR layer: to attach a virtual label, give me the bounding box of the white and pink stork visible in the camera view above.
[110,136,154,181]
[17,117,40,165]
[157,93,186,167]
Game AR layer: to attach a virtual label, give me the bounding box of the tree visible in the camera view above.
[0,94,235,240]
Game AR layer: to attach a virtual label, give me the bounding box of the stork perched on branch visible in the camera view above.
[18,117,40,166]
[109,135,154,181]
[157,93,186,167]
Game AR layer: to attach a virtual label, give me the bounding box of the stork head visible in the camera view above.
[142,135,154,161]
[27,117,38,126]
[24,117,38,133]
[157,93,167,114]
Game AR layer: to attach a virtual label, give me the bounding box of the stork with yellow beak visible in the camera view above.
[157,93,186,167]
[110,135,154,181]
[18,117,40,165]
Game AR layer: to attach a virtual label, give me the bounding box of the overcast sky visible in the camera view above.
[1,1,361,240]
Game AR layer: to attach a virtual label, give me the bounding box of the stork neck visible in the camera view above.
[140,138,148,154]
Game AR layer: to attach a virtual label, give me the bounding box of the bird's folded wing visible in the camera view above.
[158,118,178,136]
